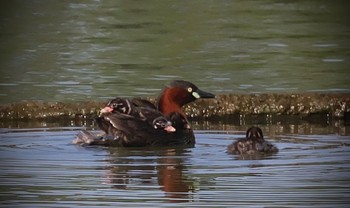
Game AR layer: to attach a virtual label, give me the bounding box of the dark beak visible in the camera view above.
[196,88,215,98]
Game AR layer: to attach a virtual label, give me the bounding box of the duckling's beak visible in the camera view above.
[193,89,215,99]
[164,125,176,132]
[100,106,113,114]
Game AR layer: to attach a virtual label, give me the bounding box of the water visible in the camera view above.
[1,1,350,207]
[1,0,350,104]
[1,122,350,207]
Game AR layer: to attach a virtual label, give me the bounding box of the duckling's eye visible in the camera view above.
[187,87,192,93]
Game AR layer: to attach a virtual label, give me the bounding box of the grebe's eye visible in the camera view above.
[111,103,118,108]
[187,87,192,93]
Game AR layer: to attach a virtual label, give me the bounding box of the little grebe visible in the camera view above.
[74,80,215,147]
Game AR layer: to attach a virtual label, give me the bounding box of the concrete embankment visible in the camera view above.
[0,93,349,121]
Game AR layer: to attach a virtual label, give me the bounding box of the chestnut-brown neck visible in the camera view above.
[157,87,193,116]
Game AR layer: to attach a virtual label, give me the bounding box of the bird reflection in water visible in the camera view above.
[102,147,195,202]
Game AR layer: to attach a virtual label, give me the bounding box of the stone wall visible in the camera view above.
[0,93,349,120]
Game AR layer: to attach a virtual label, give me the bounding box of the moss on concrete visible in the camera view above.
[0,93,349,120]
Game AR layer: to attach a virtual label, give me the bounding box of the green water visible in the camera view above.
[0,0,349,104]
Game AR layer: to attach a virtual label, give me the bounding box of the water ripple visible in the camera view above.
[1,127,349,207]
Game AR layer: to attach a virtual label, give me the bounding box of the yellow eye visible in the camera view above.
[187,87,192,93]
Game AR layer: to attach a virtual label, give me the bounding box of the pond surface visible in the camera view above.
[1,1,350,207]
[1,0,350,104]
[1,122,349,207]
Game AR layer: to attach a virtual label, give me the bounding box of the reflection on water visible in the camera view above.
[104,148,194,202]
[0,121,349,207]
[1,0,350,104]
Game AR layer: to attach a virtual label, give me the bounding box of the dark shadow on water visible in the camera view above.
[102,147,195,203]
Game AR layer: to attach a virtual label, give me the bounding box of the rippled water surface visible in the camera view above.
[1,122,349,207]
[0,0,350,104]
[1,1,350,207]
